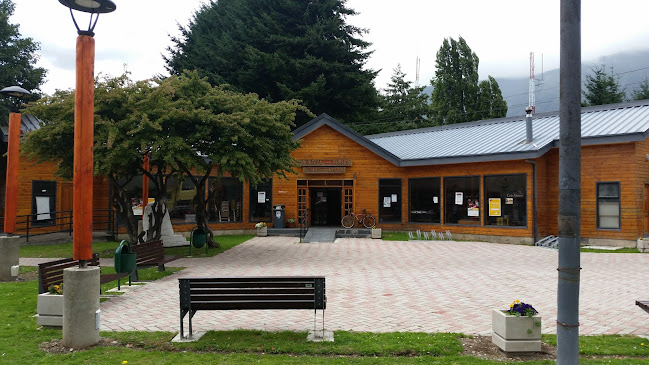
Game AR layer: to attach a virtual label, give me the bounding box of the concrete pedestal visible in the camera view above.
[62,266,100,348]
[0,236,20,280]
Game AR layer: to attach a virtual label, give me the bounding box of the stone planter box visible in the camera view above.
[257,227,267,237]
[371,228,382,239]
[36,293,64,328]
[492,309,541,352]
[638,238,649,253]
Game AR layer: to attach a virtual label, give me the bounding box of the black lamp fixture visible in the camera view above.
[0,86,31,112]
[58,0,116,37]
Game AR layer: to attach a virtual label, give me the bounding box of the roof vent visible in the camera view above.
[525,107,534,143]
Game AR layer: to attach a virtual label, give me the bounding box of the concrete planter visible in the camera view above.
[492,309,541,352]
[36,293,64,328]
[257,227,267,237]
[371,228,382,239]
[638,238,649,253]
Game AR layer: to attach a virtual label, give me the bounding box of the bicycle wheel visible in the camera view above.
[362,215,376,228]
[341,215,354,228]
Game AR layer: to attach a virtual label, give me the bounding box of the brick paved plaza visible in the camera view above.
[99,237,649,336]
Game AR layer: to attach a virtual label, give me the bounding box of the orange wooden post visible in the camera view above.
[3,112,21,234]
[142,154,150,209]
[73,35,95,261]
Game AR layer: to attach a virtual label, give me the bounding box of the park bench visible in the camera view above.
[37,253,128,294]
[130,239,182,281]
[636,300,649,315]
[178,276,326,339]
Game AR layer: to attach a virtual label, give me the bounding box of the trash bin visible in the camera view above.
[191,226,207,249]
[114,240,137,274]
[273,205,285,229]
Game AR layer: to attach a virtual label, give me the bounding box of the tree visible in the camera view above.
[363,64,430,134]
[165,0,379,128]
[429,36,507,125]
[21,71,304,246]
[582,65,626,106]
[632,78,649,101]
[0,0,47,122]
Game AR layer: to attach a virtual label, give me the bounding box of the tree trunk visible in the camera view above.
[110,176,140,244]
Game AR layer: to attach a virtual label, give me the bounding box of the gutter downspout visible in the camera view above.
[525,159,538,244]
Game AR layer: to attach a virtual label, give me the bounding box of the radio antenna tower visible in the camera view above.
[415,55,421,88]
[528,52,544,114]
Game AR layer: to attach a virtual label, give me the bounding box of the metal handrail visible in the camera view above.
[0,208,116,241]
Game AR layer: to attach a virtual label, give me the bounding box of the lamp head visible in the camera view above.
[0,86,31,98]
[59,0,116,36]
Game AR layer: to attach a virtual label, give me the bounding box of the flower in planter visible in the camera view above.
[506,300,538,317]
[286,219,295,224]
[255,222,267,228]
[48,284,63,295]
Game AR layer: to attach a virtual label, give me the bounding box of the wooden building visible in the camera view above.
[5,100,649,247]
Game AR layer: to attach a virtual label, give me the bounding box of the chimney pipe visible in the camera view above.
[525,106,534,143]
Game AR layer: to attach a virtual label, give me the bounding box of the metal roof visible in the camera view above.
[366,100,649,166]
[1,114,43,142]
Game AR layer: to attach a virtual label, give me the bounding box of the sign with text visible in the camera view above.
[299,159,352,167]
[489,198,501,216]
[303,166,346,174]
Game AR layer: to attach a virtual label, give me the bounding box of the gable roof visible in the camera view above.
[293,113,401,166]
[1,114,43,142]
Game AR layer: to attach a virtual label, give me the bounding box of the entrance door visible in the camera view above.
[310,188,342,226]
[644,184,649,236]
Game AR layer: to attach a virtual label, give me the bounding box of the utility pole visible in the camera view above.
[557,0,581,364]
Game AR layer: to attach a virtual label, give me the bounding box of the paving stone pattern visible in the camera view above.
[98,237,649,336]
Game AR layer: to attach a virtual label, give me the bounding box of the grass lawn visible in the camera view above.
[3,277,649,364]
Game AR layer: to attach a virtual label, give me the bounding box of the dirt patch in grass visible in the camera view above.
[460,335,556,361]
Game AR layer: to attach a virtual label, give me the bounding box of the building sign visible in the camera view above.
[299,159,352,167]
[303,166,346,174]
[489,198,501,216]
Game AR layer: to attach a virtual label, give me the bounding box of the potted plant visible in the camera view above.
[255,222,267,236]
[286,218,296,228]
[371,226,382,239]
[37,284,64,328]
[492,300,541,352]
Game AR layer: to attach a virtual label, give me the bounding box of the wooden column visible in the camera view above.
[3,112,21,234]
[73,35,95,261]
[142,154,149,209]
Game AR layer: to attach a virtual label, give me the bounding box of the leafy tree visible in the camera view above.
[0,0,46,122]
[632,78,649,101]
[165,0,379,128]
[363,64,430,134]
[429,36,506,125]
[582,65,626,106]
[21,71,304,246]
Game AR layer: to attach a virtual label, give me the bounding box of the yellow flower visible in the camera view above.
[122,361,128,364]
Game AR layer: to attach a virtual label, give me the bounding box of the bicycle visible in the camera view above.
[341,209,376,228]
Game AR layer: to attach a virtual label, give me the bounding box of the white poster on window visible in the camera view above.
[433,196,438,204]
[455,192,463,205]
[391,194,398,203]
[383,196,391,207]
[257,191,266,203]
[36,196,51,220]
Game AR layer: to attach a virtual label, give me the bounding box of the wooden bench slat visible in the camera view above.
[192,301,320,311]
[38,253,123,293]
[191,288,315,295]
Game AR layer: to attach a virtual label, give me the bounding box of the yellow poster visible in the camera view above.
[489,198,501,216]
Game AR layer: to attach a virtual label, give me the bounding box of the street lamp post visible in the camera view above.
[0,86,30,235]
[58,0,116,349]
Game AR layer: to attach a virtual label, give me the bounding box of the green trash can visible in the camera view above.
[189,226,208,255]
[114,240,137,289]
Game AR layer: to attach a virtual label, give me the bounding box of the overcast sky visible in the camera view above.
[10,0,649,95]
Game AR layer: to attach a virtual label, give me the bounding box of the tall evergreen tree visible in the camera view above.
[429,36,506,125]
[365,64,430,134]
[582,65,626,106]
[165,0,379,128]
[0,0,47,123]
[632,78,649,101]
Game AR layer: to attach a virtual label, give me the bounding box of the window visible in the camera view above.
[597,182,620,229]
[408,178,441,223]
[208,177,243,222]
[32,181,56,225]
[249,179,272,222]
[484,174,527,227]
[166,176,198,221]
[379,179,402,223]
[444,176,480,225]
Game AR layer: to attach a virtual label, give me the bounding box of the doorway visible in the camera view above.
[310,188,342,226]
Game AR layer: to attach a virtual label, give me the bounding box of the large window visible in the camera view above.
[444,176,480,225]
[597,182,620,229]
[484,174,527,227]
[249,179,272,222]
[379,179,402,223]
[32,180,56,225]
[208,177,243,222]
[409,178,441,223]
[167,176,198,221]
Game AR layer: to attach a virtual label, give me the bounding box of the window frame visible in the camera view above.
[378,178,402,223]
[408,177,441,224]
[482,173,528,229]
[442,175,481,226]
[596,181,621,230]
[249,179,273,223]
[31,180,57,226]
